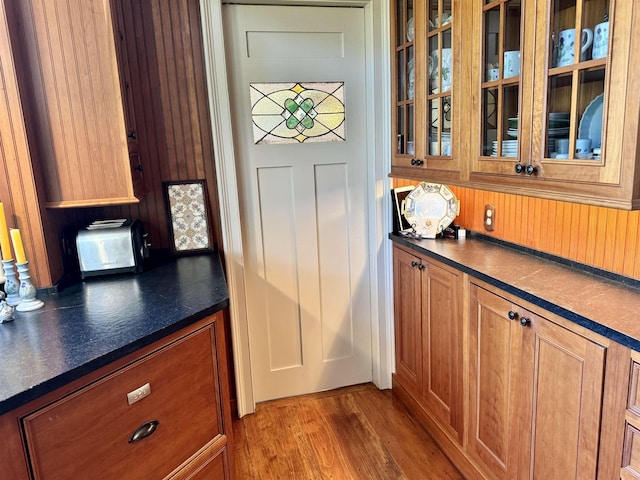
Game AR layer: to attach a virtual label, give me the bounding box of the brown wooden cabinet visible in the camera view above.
[391,240,631,479]
[9,0,145,208]
[468,282,606,479]
[622,351,640,479]
[392,244,463,444]
[0,313,232,480]
[391,0,640,210]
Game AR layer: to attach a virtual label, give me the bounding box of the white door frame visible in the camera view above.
[199,0,392,417]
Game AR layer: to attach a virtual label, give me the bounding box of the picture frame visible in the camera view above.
[163,180,213,254]
[391,186,415,233]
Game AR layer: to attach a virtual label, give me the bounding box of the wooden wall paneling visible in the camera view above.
[395,179,640,280]
[0,0,62,288]
[624,211,639,279]
[105,0,222,252]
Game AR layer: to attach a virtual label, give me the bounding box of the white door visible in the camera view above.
[223,4,372,402]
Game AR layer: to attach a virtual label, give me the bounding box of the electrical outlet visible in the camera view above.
[484,204,495,231]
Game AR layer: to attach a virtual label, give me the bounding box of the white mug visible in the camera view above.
[504,51,520,78]
[487,67,500,81]
[556,138,569,154]
[575,138,592,156]
[557,28,593,66]
[592,21,609,59]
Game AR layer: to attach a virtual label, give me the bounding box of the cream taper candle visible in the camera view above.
[10,229,26,264]
[0,203,12,261]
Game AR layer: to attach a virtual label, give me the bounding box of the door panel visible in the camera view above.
[223,5,372,401]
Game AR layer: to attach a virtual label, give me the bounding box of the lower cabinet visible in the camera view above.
[469,283,606,480]
[0,312,233,480]
[393,245,463,444]
[392,242,630,480]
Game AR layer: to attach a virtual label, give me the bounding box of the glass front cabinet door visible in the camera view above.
[391,0,461,182]
[528,0,640,208]
[470,0,640,208]
[470,0,530,178]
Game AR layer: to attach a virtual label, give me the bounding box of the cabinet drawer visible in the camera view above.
[23,327,223,480]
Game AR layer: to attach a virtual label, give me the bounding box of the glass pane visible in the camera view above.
[397,105,405,154]
[407,46,415,100]
[552,0,609,67]
[484,8,500,82]
[442,96,452,156]
[577,69,604,158]
[546,73,572,158]
[429,98,440,155]
[504,1,522,79]
[407,104,415,154]
[397,50,406,101]
[428,35,438,94]
[483,88,498,156]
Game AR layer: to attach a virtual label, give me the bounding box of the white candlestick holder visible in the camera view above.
[16,262,44,311]
[3,259,20,306]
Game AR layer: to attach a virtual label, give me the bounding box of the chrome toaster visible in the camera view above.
[75,219,147,278]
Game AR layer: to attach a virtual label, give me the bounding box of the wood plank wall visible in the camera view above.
[393,179,640,280]
[104,0,222,253]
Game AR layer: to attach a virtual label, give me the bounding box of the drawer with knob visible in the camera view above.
[22,326,224,480]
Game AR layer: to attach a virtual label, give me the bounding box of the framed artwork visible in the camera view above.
[163,180,213,254]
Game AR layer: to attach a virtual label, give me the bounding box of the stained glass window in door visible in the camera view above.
[250,82,346,144]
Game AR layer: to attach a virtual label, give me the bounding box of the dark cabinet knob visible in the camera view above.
[410,159,424,166]
[127,131,137,140]
[525,164,537,176]
[520,317,531,327]
[508,310,518,321]
[134,164,143,172]
[514,163,524,174]
[417,264,425,270]
[411,261,419,268]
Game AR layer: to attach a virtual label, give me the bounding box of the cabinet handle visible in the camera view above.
[127,131,137,140]
[410,159,424,166]
[134,164,143,172]
[411,261,419,268]
[519,317,531,327]
[417,264,425,270]
[128,420,159,443]
[514,163,524,174]
[525,165,537,176]
[508,310,518,321]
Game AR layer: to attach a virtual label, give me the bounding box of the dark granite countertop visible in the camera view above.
[391,232,640,352]
[0,252,229,416]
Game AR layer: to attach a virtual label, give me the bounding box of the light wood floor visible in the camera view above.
[233,383,463,479]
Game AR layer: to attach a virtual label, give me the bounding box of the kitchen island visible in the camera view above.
[0,252,232,479]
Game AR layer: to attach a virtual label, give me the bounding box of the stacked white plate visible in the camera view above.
[507,128,519,138]
[491,140,518,157]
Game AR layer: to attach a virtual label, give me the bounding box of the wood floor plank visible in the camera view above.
[234,384,463,479]
[355,389,463,480]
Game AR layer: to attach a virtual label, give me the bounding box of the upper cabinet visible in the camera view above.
[391,0,462,184]
[8,0,145,208]
[392,0,640,210]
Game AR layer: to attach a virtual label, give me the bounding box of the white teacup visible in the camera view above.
[592,21,609,59]
[557,28,593,66]
[504,51,520,78]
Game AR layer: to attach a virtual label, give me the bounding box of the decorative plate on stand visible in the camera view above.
[401,183,460,238]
